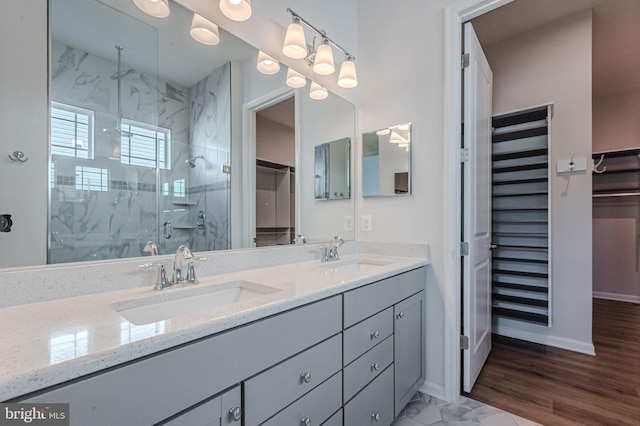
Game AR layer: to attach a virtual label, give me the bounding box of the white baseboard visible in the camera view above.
[494,324,596,355]
[419,381,445,401]
[593,291,640,304]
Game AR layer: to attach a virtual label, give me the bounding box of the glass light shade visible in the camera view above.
[338,58,358,88]
[286,68,307,88]
[133,0,170,18]
[389,131,403,144]
[282,21,307,59]
[309,82,328,100]
[313,42,335,75]
[376,128,391,136]
[257,51,280,75]
[190,14,220,46]
[219,0,252,22]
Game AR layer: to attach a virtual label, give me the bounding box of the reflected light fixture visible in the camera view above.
[219,0,252,22]
[283,8,357,91]
[190,13,220,46]
[133,0,170,18]
[283,17,307,59]
[389,131,404,144]
[313,39,335,75]
[376,128,391,136]
[286,68,307,88]
[310,82,328,100]
[257,51,280,75]
[338,56,358,88]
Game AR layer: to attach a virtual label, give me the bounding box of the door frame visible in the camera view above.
[241,87,296,248]
[442,0,513,402]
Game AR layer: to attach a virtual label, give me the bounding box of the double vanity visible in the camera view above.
[0,243,428,425]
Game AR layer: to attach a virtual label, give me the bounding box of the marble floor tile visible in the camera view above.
[392,393,542,426]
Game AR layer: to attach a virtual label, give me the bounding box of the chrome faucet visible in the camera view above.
[322,236,344,262]
[173,245,194,284]
[143,241,159,256]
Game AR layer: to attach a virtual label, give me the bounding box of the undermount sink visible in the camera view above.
[112,280,280,325]
[324,258,394,273]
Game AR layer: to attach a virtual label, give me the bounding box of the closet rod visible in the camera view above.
[592,192,640,198]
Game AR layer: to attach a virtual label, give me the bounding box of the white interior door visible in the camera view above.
[462,22,493,393]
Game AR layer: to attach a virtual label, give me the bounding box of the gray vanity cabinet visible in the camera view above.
[394,291,426,415]
[162,385,241,426]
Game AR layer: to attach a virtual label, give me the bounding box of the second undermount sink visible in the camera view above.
[112,280,280,325]
[324,258,394,273]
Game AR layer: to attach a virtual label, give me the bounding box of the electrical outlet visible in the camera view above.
[362,215,372,232]
[344,215,353,231]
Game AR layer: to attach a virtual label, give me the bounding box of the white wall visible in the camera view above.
[0,0,48,267]
[256,116,295,167]
[482,11,594,354]
[593,91,640,152]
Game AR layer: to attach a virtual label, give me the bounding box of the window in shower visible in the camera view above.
[75,166,109,192]
[119,118,171,169]
[50,102,94,159]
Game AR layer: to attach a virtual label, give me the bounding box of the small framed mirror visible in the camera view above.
[362,123,412,197]
[314,137,351,201]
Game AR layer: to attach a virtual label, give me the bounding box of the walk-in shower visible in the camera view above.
[185,155,204,168]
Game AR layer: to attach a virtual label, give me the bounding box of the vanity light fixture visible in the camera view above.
[309,82,328,100]
[133,0,170,18]
[219,0,252,22]
[257,51,280,75]
[286,68,307,88]
[376,128,391,136]
[389,131,404,144]
[283,8,357,87]
[190,13,220,45]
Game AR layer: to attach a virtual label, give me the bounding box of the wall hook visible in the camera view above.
[8,151,28,163]
[593,154,607,174]
[569,152,575,171]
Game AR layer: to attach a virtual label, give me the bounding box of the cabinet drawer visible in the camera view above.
[260,372,342,426]
[343,307,393,366]
[21,296,342,426]
[344,366,394,426]
[245,334,342,426]
[321,409,342,426]
[343,335,393,403]
[343,267,425,328]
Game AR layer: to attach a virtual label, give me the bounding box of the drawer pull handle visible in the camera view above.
[397,312,405,319]
[300,371,312,383]
[228,407,242,422]
[371,362,380,371]
[300,416,311,426]
[371,413,381,422]
[371,330,380,339]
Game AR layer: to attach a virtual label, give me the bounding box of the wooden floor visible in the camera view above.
[466,298,640,425]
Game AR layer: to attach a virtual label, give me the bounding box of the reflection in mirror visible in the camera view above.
[314,138,351,201]
[362,123,412,197]
[40,0,356,266]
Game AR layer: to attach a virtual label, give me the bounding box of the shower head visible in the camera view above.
[186,155,204,168]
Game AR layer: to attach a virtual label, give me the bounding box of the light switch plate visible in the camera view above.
[362,215,372,232]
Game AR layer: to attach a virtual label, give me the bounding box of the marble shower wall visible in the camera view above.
[49,41,231,263]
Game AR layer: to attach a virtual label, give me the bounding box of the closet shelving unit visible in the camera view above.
[255,159,295,247]
[592,148,640,198]
[491,106,551,326]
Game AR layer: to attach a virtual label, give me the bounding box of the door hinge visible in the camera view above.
[460,241,469,256]
[461,53,470,69]
[460,147,469,163]
[460,335,470,350]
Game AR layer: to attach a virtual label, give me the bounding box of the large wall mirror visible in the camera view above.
[362,123,412,197]
[39,0,356,265]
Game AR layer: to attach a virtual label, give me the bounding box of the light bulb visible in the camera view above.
[282,20,307,59]
[338,57,358,88]
[190,14,220,46]
[286,68,307,88]
[313,40,335,75]
[310,82,328,100]
[219,0,252,22]
[257,51,280,75]
[133,0,169,18]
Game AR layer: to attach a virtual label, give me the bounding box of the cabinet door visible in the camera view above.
[162,385,241,426]
[394,291,425,415]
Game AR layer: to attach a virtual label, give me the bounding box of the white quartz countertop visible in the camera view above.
[0,254,428,401]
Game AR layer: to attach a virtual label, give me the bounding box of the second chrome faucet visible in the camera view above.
[322,236,344,262]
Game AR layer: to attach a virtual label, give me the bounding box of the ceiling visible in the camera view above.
[471,0,640,98]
